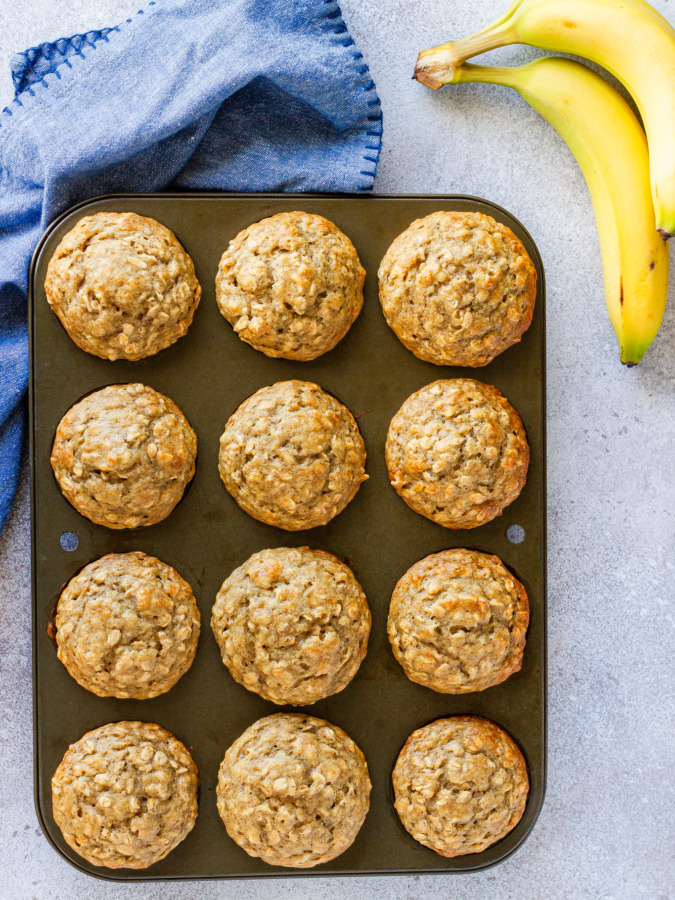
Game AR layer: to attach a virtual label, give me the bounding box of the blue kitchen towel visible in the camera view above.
[0,0,382,534]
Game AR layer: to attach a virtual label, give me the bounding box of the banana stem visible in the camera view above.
[444,62,524,89]
[415,20,518,88]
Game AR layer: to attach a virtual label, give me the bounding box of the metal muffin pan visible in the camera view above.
[30,193,546,881]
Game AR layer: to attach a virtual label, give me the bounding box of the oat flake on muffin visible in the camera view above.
[392,716,528,857]
[211,547,370,705]
[216,211,364,360]
[51,383,197,529]
[52,721,198,869]
[45,212,201,360]
[387,548,529,693]
[218,380,367,531]
[217,713,370,867]
[385,378,529,529]
[378,211,536,367]
[56,552,200,699]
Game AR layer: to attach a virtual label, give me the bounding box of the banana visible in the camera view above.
[419,57,668,364]
[414,0,675,238]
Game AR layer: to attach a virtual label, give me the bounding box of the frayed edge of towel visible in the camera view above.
[317,0,382,191]
[12,28,116,96]
[2,3,155,123]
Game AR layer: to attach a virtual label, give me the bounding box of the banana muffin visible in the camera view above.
[211,547,370,705]
[392,716,528,857]
[216,211,365,360]
[51,383,197,529]
[385,379,529,529]
[218,380,367,530]
[52,721,198,869]
[217,713,371,867]
[55,552,200,699]
[45,212,201,360]
[378,211,536,366]
[387,549,529,693]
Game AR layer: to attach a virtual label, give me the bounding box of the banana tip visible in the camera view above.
[413,66,442,91]
[657,228,672,241]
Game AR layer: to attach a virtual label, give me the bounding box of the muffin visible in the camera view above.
[385,379,529,529]
[52,721,198,869]
[216,211,365,360]
[392,716,528,857]
[218,380,367,530]
[387,549,529,693]
[211,547,370,705]
[55,552,200,699]
[45,212,201,360]
[51,383,197,529]
[217,713,370,867]
[378,211,536,367]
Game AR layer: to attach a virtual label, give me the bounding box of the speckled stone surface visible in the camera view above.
[1,1,674,898]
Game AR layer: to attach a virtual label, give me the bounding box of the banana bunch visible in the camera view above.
[414,0,675,365]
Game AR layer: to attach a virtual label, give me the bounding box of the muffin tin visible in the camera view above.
[30,193,546,881]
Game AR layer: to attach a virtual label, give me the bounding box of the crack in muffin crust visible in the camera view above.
[45,212,201,360]
[51,383,197,529]
[211,547,370,705]
[218,380,367,530]
[52,721,198,869]
[385,379,529,529]
[216,211,365,360]
[56,552,200,699]
[216,714,371,867]
[387,549,529,693]
[378,211,536,367]
[392,716,528,857]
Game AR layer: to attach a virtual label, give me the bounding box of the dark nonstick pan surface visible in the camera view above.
[30,193,546,880]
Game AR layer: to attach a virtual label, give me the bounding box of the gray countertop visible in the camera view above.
[1,1,673,898]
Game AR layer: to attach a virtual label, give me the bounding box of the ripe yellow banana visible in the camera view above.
[418,57,668,364]
[415,0,675,238]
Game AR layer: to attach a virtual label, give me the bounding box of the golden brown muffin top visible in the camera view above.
[51,383,197,529]
[378,211,536,366]
[56,552,200,699]
[216,211,364,361]
[212,547,370,705]
[392,716,528,857]
[385,379,528,529]
[45,212,201,361]
[52,721,198,869]
[217,713,370,868]
[218,380,367,531]
[388,549,529,693]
